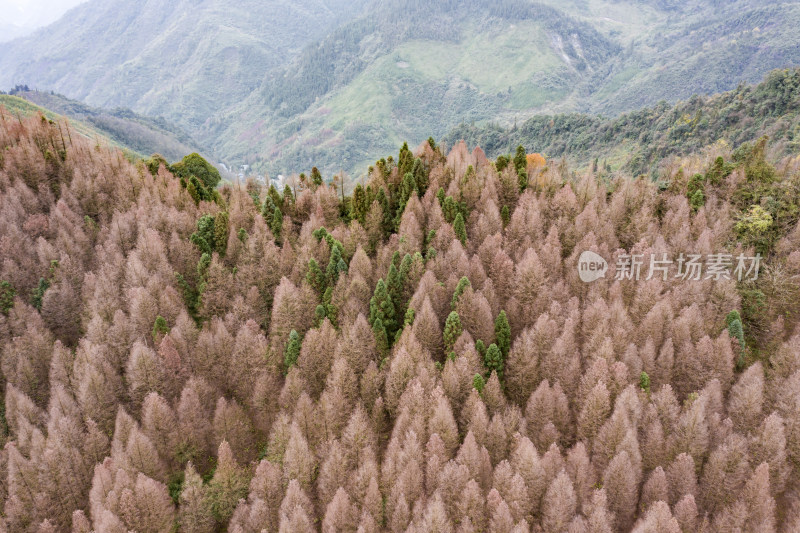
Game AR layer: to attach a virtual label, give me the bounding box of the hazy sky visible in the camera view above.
[1,0,88,29]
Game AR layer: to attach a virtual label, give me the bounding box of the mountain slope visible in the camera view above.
[4,0,800,178]
[0,91,202,161]
[0,94,143,158]
[12,89,203,162]
[444,68,800,176]
[582,0,800,114]
[207,0,800,178]
[0,0,371,130]
[206,0,619,176]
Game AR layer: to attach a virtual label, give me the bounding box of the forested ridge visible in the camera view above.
[446,68,800,178]
[1,103,800,533]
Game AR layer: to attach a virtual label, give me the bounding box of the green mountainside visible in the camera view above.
[206,0,800,177]
[205,0,620,176]
[568,0,800,115]
[444,68,800,176]
[0,0,371,130]
[3,0,800,177]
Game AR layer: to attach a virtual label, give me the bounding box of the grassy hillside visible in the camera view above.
[206,0,800,178]
[583,1,800,115]
[444,68,800,176]
[206,0,619,177]
[0,0,371,130]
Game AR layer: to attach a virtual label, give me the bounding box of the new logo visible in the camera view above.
[578,251,608,283]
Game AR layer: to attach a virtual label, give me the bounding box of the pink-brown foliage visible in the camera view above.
[1,113,798,531]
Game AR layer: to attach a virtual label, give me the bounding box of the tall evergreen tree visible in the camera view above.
[307,259,326,294]
[261,194,277,220]
[495,310,510,357]
[284,330,301,373]
[453,212,467,244]
[191,214,216,255]
[310,167,323,187]
[213,212,229,257]
[514,145,528,191]
[350,184,368,223]
[443,311,463,355]
[372,317,389,356]
[412,158,428,195]
[386,261,403,321]
[326,245,345,286]
[0,280,15,315]
[369,279,396,337]
[271,206,283,243]
[376,188,391,234]
[484,344,503,380]
[451,277,471,311]
[398,142,414,177]
[282,184,294,205]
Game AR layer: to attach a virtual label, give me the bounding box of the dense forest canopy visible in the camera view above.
[1,76,800,531]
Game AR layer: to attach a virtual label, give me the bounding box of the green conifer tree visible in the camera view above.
[271,207,283,243]
[443,311,463,354]
[284,330,301,373]
[350,184,368,223]
[152,316,169,341]
[514,145,528,191]
[307,259,326,294]
[369,279,396,336]
[727,310,746,368]
[213,212,229,257]
[191,215,216,255]
[451,277,471,311]
[0,280,15,316]
[268,184,283,210]
[442,196,458,224]
[496,155,510,172]
[261,195,276,221]
[399,253,413,284]
[314,304,327,327]
[436,187,446,207]
[310,167,323,187]
[484,343,503,380]
[398,142,414,177]
[473,374,486,393]
[323,286,338,327]
[386,261,403,320]
[282,184,294,205]
[326,246,344,286]
[412,158,428,195]
[30,277,50,311]
[475,339,486,358]
[495,310,511,357]
[453,213,467,244]
[639,371,651,394]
